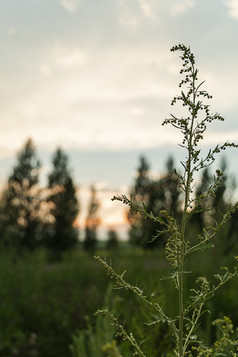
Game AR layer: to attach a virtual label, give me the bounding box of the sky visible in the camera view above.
[1,0,238,239]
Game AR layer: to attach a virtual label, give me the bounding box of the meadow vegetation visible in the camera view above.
[1,44,238,356]
[0,243,238,356]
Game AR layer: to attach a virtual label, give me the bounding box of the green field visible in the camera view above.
[0,243,237,357]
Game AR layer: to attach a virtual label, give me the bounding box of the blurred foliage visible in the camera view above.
[70,284,126,357]
[0,141,80,257]
[0,244,237,356]
[44,147,80,259]
[106,229,119,250]
[0,248,108,357]
[84,185,101,253]
[128,156,183,248]
[0,139,42,250]
[128,155,238,256]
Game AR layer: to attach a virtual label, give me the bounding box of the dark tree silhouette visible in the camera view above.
[144,157,182,248]
[213,157,229,218]
[189,157,238,254]
[190,167,213,233]
[129,156,182,248]
[45,148,79,257]
[84,185,100,252]
[128,156,151,246]
[106,229,119,250]
[211,157,236,254]
[0,138,42,250]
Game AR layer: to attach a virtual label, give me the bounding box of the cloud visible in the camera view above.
[117,0,141,27]
[203,130,238,147]
[59,0,81,13]
[138,0,159,18]
[38,45,87,77]
[130,106,145,116]
[39,63,52,77]
[116,0,195,27]
[2,36,237,155]
[170,0,194,17]
[54,47,87,67]
[117,0,159,26]
[6,27,16,36]
[0,146,15,158]
[224,0,238,19]
[1,0,238,159]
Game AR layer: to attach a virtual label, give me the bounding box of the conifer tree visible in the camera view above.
[190,167,213,232]
[106,229,119,250]
[128,156,151,246]
[0,138,42,250]
[212,157,237,254]
[129,156,182,248]
[190,157,229,242]
[213,157,228,218]
[84,185,100,252]
[45,148,79,256]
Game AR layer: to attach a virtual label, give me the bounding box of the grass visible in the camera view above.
[0,248,107,357]
[0,243,238,356]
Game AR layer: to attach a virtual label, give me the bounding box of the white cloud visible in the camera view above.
[130,106,144,116]
[39,63,52,77]
[138,0,158,18]
[117,0,141,27]
[0,146,15,158]
[38,45,87,78]
[117,0,194,24]
[1,0,238,158]
[203,130,238,147]
[171,0,194,17]
[6,27,16,36]
[59,0,81,13]
[117,0,159,26]
[224,0,238,19]
[54,47,87,67]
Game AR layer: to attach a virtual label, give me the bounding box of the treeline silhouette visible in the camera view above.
[0,139,237,257]
[128,155,238,254]
[0,138,108,258]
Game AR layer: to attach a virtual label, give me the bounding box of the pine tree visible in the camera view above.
[190,167,213,233]
[106,229,119,250]
[212,157,236,254]
[190,157,229,240]
[144,156,182,248]
[129,156,182,248]
[128,156,151,246]
[84,185,100,252]
[0,138,42,250]
[45,148,79,256]
[213,157,228,218]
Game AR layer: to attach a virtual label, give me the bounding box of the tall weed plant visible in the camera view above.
[95,44,238,356]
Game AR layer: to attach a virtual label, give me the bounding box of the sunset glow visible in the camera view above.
[1,1,238,238]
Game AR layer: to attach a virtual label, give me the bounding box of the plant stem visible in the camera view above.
[179,204,187,356]
[178,61,197,356]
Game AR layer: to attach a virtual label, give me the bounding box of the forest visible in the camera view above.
[1,44,238,357]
